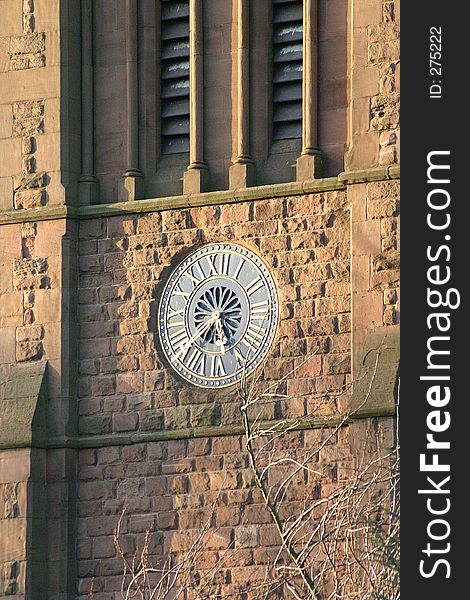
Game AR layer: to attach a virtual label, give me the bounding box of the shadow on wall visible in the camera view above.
[0,362,48,598]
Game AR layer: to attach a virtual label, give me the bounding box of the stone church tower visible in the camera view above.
[0,0,399,597]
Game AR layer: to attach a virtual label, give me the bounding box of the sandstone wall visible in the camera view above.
[76,427,355,598]
[0,0,67,211]
[73,181,399,597]
[347,0,400,169]
[77,192,351,437]
[0,0,400,597]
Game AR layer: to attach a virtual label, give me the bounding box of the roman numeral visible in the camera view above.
[210,355,226,377]
[247,322,265,338]
[219,253,231,276]
[233,257,244,279]
[194,261,205,281]
[168,320,185,329]
[185,347,204,374]
[174,284,190,298]
[241,325,265,354]
[250,300,270,320]
[205,255,217,275]
[169,327,187,347]
[184,265,203,288]
[168,307,185,319]
[184,271,200,286]
[234,347,246,368]
[245,275,264,296]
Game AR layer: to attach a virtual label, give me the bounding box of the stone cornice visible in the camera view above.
[0,165,400,225]
[1,405,397,451]
[338,164,400,185]
[0,204,75,225]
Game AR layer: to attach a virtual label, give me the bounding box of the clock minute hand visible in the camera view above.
[171,313,217,363]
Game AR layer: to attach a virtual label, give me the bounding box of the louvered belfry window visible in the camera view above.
[272,0,303,141]
[161,0,190,154]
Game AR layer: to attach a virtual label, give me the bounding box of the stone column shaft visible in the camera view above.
[229,0,255,189]
[183,0,209,194]
[296,0,322,180]
[119,0,143,201]
[79,0,98,204]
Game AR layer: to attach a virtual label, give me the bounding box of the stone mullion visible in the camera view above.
[79,0,98,205]
[119,0,144,201]
[229,0,255,189]
[296,0,322,181]
[183,0,209,194]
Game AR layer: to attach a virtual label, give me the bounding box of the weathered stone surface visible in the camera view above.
[22,137,36,155]
[16,340,43,362]
[9,29,45,70]
[14,188,46,209]
[13,100,44,120]
[13,258,48,291]
[23,0,34,15]
[12,112,44,134]
[2,483,20,518]
[352,325,399,411]
[0,362,48,447]
[14,172,46,190]
[9,33,45,56]
[0,559,22,595]
[21,223,36,238]
[22,155,35,175]
[0,2,400,597]
[370,94,399,131]
[368,23,399,63]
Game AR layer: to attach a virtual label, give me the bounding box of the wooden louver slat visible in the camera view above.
[272,0,303,141]
[161,0,190,155]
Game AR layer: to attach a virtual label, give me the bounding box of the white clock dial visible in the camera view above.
[158,243,279,388]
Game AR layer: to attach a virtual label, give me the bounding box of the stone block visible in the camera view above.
[14,187,46,209]
[183,167,209,194]
[15,324,43,342]
[0,362,47,446]
[352,219,381,256]
[352,290,383,333]
[352,325,399,410]
[345,132,379,171]
[296,152,323,181]
[9,33,45,56]
[12,257,48,290]
[112,412,138,432]
[16,340,43,361]
[353,0,382,27]
[351,254,370,292]
[117,172,144,202]
[229,161,255,189]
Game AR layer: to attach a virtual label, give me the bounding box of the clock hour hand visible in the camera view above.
[214,317,228,354]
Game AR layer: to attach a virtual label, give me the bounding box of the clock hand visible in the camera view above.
[171,313,218,362]
[214,317,228,354]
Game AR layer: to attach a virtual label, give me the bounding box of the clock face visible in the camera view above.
[158,243,279,388]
